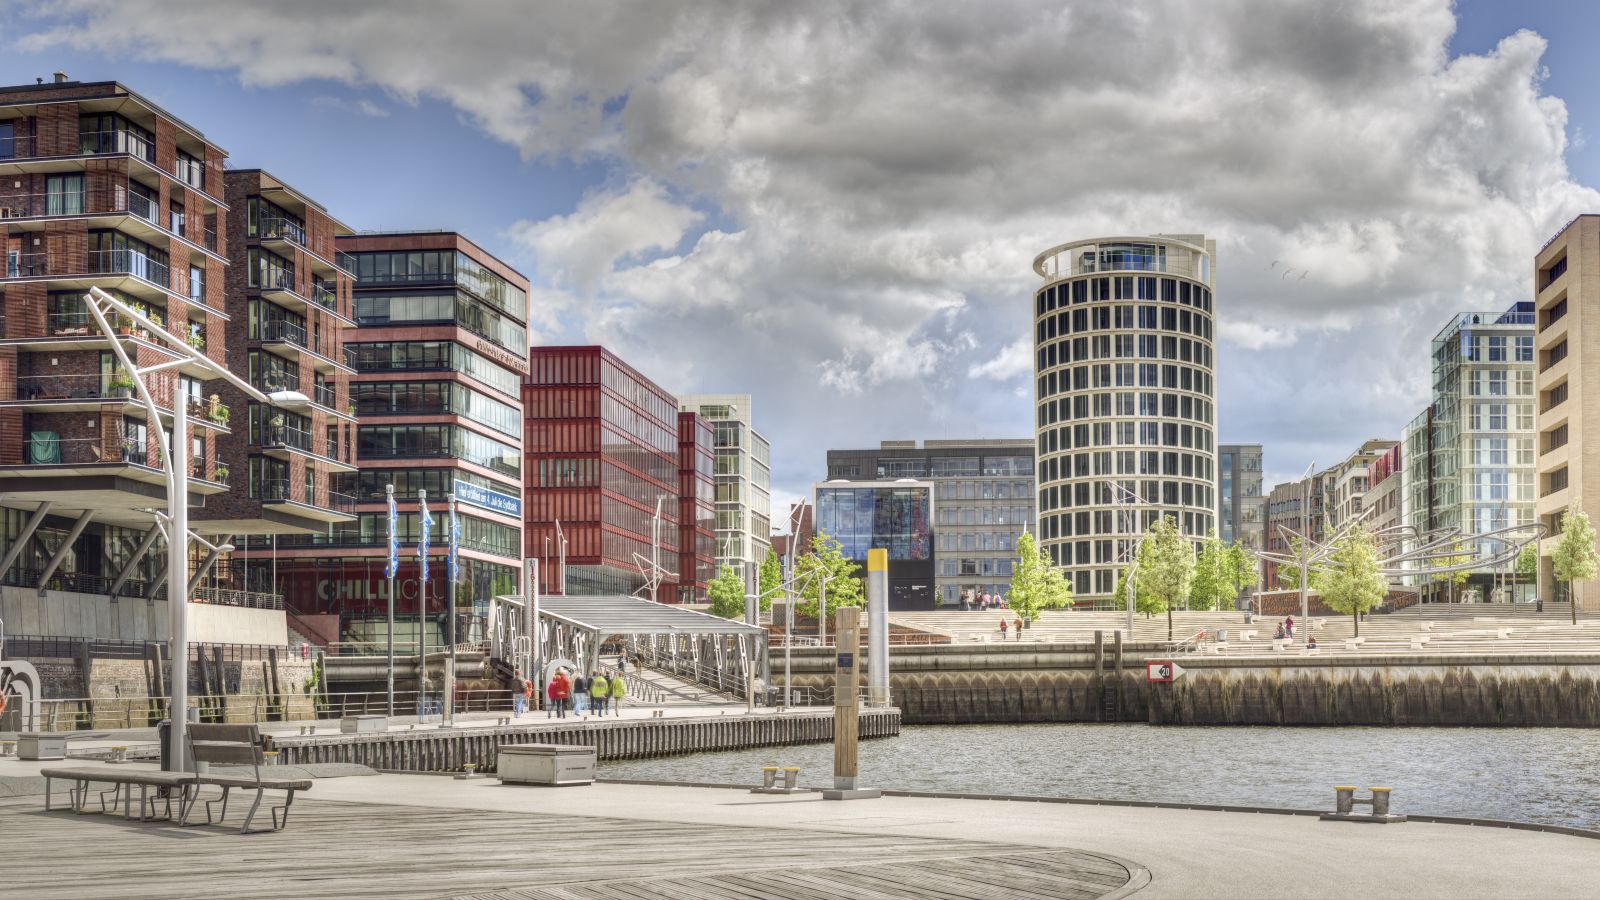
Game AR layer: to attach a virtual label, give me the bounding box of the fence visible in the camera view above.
[29,688,517,731]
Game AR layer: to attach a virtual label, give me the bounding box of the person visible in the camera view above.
[549,669,570,719]
[1308,636,1319,650]
[1274,623,1286,640]
[589,668,610,716]
[960,590,970,612]
[1285,616,1296,639]
[980,591,991,610]
[999,617,1008,638]
[513,671,530,717]
[609,671,626,715]
[619,655,628,674]
[572,673,589,715]
[1013,615,1023,638]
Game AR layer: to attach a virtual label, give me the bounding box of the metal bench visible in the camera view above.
[181,723,312,834]
[40,766,193,822]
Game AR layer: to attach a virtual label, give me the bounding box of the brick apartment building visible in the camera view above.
[523,346,715,602]
[0,77,246,600]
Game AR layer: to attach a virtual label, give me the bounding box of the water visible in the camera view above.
[601,723,1600,829]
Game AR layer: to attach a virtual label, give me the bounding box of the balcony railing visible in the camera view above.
[258,215,307,247]
[9,248,171,289]
[312,281,338,312]
[16,373,136,402]
[259,318,308,348]
[259,479,357,514]
[20,435,146,466]
[314,382,337,408]
[262,423,313,453]
[78,129,158,163]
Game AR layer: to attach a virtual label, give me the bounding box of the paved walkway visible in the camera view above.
[6,766,1600,898]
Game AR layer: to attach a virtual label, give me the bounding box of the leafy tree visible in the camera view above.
[1320,524,1388,637]
[1008,531,1074,623]
[1553,504,1599,624]
[1188,530,1226,611]
[793,531,864,624]
[1134,515,1195,640]
[1112,566,1162,616]
[1222,543,1259,610]
[1276,534,1324,591]
[757,547,782,612]
[707,564,746,620]
[1516,543,1539,603]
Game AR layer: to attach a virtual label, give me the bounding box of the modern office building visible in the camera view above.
[811,479,935,609]
[1401,304,1536,601]
[0,77,249,605]
[825,439,1034,606]
[678,394,772,579]
[247,233,529,648]
[1368,442,1404,535]
[1217,443,1264,606]
[1324,439,1399,530]
[203,169,359,546]
[524,346,683,600]
[1031,234,1218,603]
[676,411,716,602]
[1534,216,1600,607]
[1264,470,1329,589]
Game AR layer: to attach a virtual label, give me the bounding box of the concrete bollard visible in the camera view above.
[1334,785,1356,815]
[108,745,128,764]
[1371,787,1392,816]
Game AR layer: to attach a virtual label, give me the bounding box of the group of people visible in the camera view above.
[512,664,627,719]
[997,614,1029,639]
[960,589,1007,611]
[1272,616,1298,641]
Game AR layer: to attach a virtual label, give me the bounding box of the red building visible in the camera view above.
[523,346,684,599]
[678,411,716,602]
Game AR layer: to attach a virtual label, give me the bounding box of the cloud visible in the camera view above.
[309,95,388,117]
[21,0,1600,498]
[968,338,1033,381]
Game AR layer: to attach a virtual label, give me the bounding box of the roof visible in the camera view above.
[497,594,765,636]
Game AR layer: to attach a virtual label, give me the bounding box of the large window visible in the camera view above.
[88,230,168,284]
[349,249,455,285]
[247,247,295,292]
[352,380,520,437]
[347,340,520,399]
[78,114,154,162]
[246,196,304,244]
[814,486,932,561]
[353,467,517,501]
[353,291,527,355]
[358,424,521,477]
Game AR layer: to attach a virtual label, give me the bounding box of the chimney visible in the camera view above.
[52,71,69,84]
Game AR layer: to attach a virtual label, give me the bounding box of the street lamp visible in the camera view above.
[81,286,293,772]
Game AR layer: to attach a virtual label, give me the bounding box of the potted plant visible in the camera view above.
[187,331,205,350]
[215,463,230,484]
[107,369,135,399]
[117,315,134,336]
[207,402,230,426]
[148,309,164,328]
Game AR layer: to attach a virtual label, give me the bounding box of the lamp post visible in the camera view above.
[80,286,302,772]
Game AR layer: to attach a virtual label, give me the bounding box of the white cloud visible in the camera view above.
[309,95,388,118]
[21,1,1600,495]
[968,338,1034,381]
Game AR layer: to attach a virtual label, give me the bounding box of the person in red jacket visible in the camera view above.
[547,669,571,719]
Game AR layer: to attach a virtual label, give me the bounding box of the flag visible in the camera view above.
[419,492,434,587]
[447,495,460,584]
[385,487,399,580]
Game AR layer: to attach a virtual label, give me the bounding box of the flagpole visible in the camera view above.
[386,483,397,718]
[418,489,430,721]
[444,492,458,729]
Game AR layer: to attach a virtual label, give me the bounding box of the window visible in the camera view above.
[45,174,83,216]
[0,120,13,158]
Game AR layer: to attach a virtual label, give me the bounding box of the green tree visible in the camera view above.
[1319,524,1388,637]
[1553,504,1599,624]
[1112,566,1162,616]
[793,532,864,625]
[1516,543,1539,603]
[707,564,745,620]
[1008,531,1074,623]
[757,547,782,612]
[1134,515,1196,640]
[1222,543,1259,610]
[1276,534,1324,591]
[1188,530,1226,611]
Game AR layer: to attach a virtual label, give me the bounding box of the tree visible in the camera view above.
[1188,530,1226,611]
[1113,566,1162,616]
[1276,534,1323,592]
[1134,515,1195,640]
[1319,524,1388,637]
[706,564,745,620]
[1516,543,1539,603]
[1553,504,1599,625]
[757,547,782,613]
[1008,531,1074,623]
[793,532,864,625]
[1222,543,1259,611]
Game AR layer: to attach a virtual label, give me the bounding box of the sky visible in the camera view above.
[5,0,1599,527]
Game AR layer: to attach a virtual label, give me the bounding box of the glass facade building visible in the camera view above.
[1031,235,1218,604]
[812,480,935,609]
[1217,443,1264,607]
[524,346,688,600]
[825,439,1034,606]
[677,412,717,603]
[678,394,772,580]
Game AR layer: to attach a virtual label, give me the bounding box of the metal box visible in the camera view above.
[497,743,595,786]
[17,732,68,760]
[340,715,387,734]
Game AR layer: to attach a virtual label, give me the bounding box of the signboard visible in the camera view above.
[836,652,855,671]
[1147,660,1185,683]
[453,479,521,517]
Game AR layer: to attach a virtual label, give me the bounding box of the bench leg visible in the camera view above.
[178,783,198,826]
[205,785,232,826]
[270,790,296,832]
[240,787,265,835]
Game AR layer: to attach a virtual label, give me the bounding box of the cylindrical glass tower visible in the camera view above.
[1031,234,1218,604]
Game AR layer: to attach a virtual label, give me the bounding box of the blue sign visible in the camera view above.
[453,480,522,517]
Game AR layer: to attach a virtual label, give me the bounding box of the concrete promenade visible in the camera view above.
[4,763,1600,898]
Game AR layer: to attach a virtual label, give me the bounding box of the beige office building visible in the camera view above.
[1533,215,1600,608]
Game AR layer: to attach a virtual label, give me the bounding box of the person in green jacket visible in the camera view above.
[588,669,610,716]
[609,672,626,715]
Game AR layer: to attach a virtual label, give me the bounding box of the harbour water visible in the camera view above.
[601,723,1600,829]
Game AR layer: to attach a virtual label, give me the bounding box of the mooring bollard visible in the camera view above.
[1370,787,1392,816]
[1323,785,1404,823]
[108,745,128,764]
[0,741,15,758]
[1334,785,1355,815]
[762,766,779,789]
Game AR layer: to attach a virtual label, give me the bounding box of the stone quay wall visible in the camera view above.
[264,708,902,773]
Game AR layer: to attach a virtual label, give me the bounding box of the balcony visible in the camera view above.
[256,214,348,277]
[8,248,175,306]
[261,423,357,472]
[258,478,358,523]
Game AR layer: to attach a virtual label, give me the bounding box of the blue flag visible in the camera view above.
[385,488,399,580]
[447,496,460,583]
[418,493,434,587]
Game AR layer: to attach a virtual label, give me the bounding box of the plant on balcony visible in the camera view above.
[207,400,230,426]
[120,439,142,461]
[107,368,135,398]
[187,332,205,350]
[214,463,230,484]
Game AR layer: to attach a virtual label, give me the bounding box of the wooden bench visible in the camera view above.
[181,723,312,834]
[40,766,193,822]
